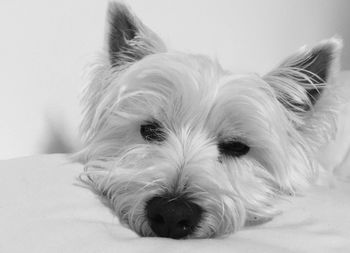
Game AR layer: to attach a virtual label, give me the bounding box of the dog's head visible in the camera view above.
[79,3,342,239]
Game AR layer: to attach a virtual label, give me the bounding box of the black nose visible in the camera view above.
[145,195,202,239]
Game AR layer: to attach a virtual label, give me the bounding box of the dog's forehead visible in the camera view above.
[121,52,270,96]
[128,52,226,84]
[116,52,280,125]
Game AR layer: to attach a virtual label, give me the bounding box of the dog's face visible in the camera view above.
[79,3,342,239]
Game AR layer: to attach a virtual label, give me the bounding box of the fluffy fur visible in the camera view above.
[77,2,344,238]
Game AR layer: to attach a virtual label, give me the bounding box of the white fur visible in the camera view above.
[76,3,345,239]
[77,48,342,238]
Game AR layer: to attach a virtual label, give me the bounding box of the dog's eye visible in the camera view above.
[140,121,165,142]
[218,140,250,157]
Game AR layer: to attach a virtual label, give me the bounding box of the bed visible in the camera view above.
[0,151,349,253]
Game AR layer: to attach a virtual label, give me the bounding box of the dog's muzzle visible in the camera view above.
[145,195,202,239]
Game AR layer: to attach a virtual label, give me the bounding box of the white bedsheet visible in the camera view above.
[1,154,349,253]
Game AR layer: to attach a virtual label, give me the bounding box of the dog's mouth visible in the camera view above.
[145,195,203,239]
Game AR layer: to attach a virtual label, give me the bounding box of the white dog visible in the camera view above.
[78,2,345,239]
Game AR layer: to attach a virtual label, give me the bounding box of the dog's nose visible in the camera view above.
[145,196,202,239]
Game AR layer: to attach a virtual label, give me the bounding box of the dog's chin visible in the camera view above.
[113,192,275,239]
[113,193,243,239]
[81,160,279,239]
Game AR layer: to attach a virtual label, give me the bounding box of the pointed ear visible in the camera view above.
[106,3,166,67]
[264,38,342,112]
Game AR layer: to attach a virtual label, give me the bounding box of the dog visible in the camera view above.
[77,2,345,239]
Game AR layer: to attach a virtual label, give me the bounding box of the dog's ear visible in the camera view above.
[264,38,342,112]
[106,3,166,67]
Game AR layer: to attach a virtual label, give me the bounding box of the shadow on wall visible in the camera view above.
[336,1,350,69]
[40,113,81,154]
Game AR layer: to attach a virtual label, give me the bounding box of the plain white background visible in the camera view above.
[0,0,349,159]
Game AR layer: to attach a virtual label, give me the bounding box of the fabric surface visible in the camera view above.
[0,154,349,253]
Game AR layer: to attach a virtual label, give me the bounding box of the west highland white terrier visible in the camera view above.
[78,2,344,239]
